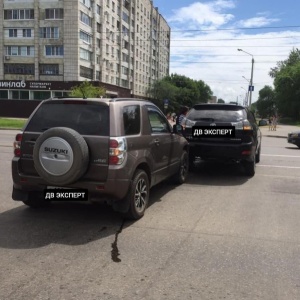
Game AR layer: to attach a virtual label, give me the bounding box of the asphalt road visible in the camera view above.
[1,129,300,300]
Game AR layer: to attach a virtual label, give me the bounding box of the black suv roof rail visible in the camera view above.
[110,98,152,103]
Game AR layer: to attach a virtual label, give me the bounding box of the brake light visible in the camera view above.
[243,120,252,131]
[232,121,252,131]
[109,137,127,165]
[13,133,23,157]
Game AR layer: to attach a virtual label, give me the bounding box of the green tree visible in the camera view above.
[269,48,300,120]
[147,79,178,111]
[217,99,225,103]
[70,81,106,98]
[256,86,276,118]
[147,73,213,112]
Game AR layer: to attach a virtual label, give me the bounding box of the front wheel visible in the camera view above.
[125,170,149,220]
[173,151,189,184]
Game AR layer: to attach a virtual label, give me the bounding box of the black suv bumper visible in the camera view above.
[188,140,255,161]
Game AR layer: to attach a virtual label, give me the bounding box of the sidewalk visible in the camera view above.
[259,124,300,138]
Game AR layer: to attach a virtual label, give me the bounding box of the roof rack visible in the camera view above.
[110,98,152,103]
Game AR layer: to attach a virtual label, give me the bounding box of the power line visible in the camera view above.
[170,61,281,63]
[171,54,288,57]
[170,25,300,32]
[170,45,297,48]
[170,36,300,42]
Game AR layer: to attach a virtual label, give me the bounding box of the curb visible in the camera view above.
[263,135,286,139]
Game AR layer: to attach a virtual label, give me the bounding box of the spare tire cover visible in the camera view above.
[33,127,89,186]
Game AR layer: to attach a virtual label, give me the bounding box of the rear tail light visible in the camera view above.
[109,137,127,165]
[13,133,23,157]
[242,120,252,131]
[232,121,253,131]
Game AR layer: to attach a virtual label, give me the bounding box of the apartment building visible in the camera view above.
[0,0,170,100]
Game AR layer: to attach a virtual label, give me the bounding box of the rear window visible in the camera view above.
[187,106,245,122]
[26,102,109,136]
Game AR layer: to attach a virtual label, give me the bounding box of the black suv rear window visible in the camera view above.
[26,102,109,136]
[188,106,245,122]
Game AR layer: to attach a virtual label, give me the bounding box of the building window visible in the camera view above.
[4,64,34,74]
[12,91,29,100]
[79,48,92,61]
[40,27,59,38]
[22,29,32,37]
[6,46,34,56]
[8,29,18,37]
[33,91,51,100]
[79,30,91,44]
[40,64,59,75]
[45,8,64,19]
[0,91,8,99]
[80,65,93,79]
[80,11,91,26]
[45,45,64,56]
[80,0,91,8]
[96,71,100,80]
[97,23,101,33]
[4,9,34,20]
[122,12,129,24]
[97,5,101,14]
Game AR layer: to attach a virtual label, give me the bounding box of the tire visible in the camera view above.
[255,145,261,163]
[173,151,189,184]
[125,170,149,220]
[243,158,256,177]
[33,127,89,186]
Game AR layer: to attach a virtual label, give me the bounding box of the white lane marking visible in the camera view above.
[258,165,300,169]
[259,174,300,179]
[261,154,300,158]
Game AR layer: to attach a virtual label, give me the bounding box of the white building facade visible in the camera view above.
[0,0,170,99]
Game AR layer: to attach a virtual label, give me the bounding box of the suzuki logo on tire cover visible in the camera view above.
[44,147,68,155]
[39,137,74,176]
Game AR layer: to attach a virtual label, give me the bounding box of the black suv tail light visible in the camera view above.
[13,133,23,157]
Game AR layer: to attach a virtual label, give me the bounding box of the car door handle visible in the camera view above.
[154,139,160,146]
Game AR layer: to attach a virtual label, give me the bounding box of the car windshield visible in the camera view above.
[26,101,109,136]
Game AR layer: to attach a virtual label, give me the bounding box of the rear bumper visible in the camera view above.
[12,178,131,202]
[188,141,255,161]
[12,160,131,201]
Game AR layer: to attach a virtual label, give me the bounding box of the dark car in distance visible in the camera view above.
[287,131,300,148]
[12,98,189,219]
[183,103,262,176]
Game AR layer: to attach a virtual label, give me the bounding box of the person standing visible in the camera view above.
[272,115,277,131]
[268,117,273,131]
[176,106,189,128]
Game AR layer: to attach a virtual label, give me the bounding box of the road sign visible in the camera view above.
[248,86,254,91]
[163,99,169,105]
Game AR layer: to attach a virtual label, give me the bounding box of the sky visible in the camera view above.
[153,0,300,104]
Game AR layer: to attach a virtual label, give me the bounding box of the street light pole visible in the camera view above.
[238,49,255,107]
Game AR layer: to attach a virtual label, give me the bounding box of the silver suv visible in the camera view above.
[12,98,189,219]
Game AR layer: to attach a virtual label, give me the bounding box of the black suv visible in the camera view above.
[183,104,262,176]
[12,98,189,219]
